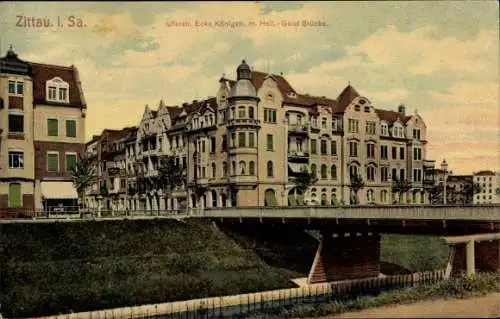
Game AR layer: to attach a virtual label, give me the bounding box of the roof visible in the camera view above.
[336,85,360,112]
[30,62,86,107]
[474,170,496,176]
[375,109,411,124]
[87,126,138,145]
[447,175,473,183]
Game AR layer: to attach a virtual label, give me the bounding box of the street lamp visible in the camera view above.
[441,159,449,205]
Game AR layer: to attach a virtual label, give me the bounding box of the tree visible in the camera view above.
[292,171,317,206]
[391,177,412,204]
[69,153,97,217]
[349,174,365,205]
[157,155,184,211]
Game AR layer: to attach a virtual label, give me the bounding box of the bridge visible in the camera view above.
[2,204,499,284]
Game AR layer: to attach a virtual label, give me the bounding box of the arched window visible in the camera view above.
[211,163,216,178]
[367,189,374,202]
[249,161,255,175]
[366,166,375,181]
[311,164,317,177]
[231,161,236,176]
[380,190,388,203]
[211,190,217,207]
[222,161,227,177]
[331,188,338,205]
[239,161,246,175]
[321,193,327,206]
[220,193,227,207]
[331,165,337,180]
[248,106,254,119]
[267,161,274,177]
[349,164,358,179]
[321,164,327,179]
[264,189,277,206]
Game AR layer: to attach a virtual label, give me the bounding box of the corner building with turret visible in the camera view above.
[86,60,435,211]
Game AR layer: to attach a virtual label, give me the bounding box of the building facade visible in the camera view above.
[473,170,499,204]
[0,48,86,215]
[86,60,434,211]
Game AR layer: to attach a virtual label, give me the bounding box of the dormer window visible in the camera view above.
[364,106,370,113]
[354,104,361,111]
[359,99,366,105]
[381,123,388,136]
[287,92,297,98]
[46,77,69,103]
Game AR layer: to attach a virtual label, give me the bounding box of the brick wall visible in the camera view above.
[0,193,34,217]
[34,141,84,180]
[451,240,500,275]
[309,232,381,284]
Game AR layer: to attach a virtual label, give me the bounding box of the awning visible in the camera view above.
[288,163,308,174]
[41,181,78,199]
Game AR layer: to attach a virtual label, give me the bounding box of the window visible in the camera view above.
[231,161,236,175]
[222,162,227,177]
[8,183,22,208]
[381,145,388,159]
[297,115,302,125]
[399,147,405,160]
[249,107,254,119]
[331,189,337,205]
[267,161,274,177]
[296,139,303,152]
[211,163,216,178]
[65,120,77,138]
[221,135,227,151]
[400,169,405,180]
[8,151,24,168]
[47,152,59,172]
[413,168,422,182]
[46,77,69,102]
[47,118,58,136]
[367,189,374,202]
[331,165,337,180]
[413,147,422,161]
[348,119,359,133]
[349,165,358,179]
[331,141,337,156]
[366,143,375,158]
[321,118,327,129]
[349,141,358,157]
[320,140,327,155]
[392,147,397,160]
[248,132,255,148]
[8,81,24,95]
[202,140,206,153]
[367,166,375,181]
[230,133,236,148]
[65,153,77,172]
[249,161,255,175]
[365,121,376,135]
[210,137,216,153]
[311,164,317,177]
[238,106,245,118]
[381,124,388,136]
[238,132,246,147]
[239,161,246,175]
[8,113,24,134]
[266,134,274,151]
[392,168,397,180]
[59,88,68,101]
[381,167,389,182]
[413,129,421,139]
[311,139,317,154]
[264,108,277,123]
[380,190,388,203]
[321,165,327,179]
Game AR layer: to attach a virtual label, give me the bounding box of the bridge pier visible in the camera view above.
[444,233,500,277]
[308,231,381,284]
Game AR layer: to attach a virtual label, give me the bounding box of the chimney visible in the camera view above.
[398,104,406,116]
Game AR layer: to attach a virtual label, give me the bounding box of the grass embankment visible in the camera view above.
[256,273,500,318]
[0,219,297,317]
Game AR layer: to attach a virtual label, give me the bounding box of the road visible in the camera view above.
[319,293,500,318]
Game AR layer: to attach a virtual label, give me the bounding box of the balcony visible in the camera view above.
[185,123,217,134]
[288,123,308,135]
[288,163,309,177]
[228,146,258,155]
[8,131,24,140]
[287,150,309,162]
[226,118,261,128]
[228,174,257,185]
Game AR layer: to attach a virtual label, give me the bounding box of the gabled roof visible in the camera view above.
[375,109,411,124]
[474,170,496,176]
[31,62,86,107]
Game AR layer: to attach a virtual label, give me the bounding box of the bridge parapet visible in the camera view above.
[194,204,500,221]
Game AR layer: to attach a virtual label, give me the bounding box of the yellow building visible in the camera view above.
[0,48,87,216]
[89,60,432,211]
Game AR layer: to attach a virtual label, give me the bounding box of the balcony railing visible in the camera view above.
[288,124,308,134]
[288,151,309,161]
[228,175,258,185]
[227,118,261,127]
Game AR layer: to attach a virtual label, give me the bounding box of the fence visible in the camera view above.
[35,269,447,319]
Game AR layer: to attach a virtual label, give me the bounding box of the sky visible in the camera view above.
[1,1,498,174]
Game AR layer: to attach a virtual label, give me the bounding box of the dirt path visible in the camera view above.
[320,293,500,318]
